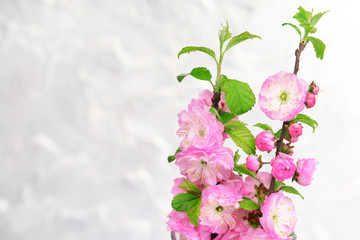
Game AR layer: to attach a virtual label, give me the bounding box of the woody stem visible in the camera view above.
[268,41,307,195]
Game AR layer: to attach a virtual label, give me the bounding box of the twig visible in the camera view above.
[268,42,307,195]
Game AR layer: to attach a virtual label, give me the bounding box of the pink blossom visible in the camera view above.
[246,155,260,171]
[199,89,214,106]
[221,173,244,193]
[199,89,231,113]
[167,210,200,240]
[213,209,251,240]
[198,89,237,141]
[295,158,318,186]
[240,176,258,200]
[177,98,224,150]
[218,91,231,113]
[271,153,296,181]
[260,192,297,239]
[256,131,276,152]
[167,189,211,240]
[171,178,188,196]
[288,123,303,138]
[240,172,272,203]
[305,93,316,108]
[175,146,234,186]
[259,71,308,121]
[257,172,272,189]
[197,227,212,240]
[243,227,279,240]
[199,184,242,234]
[229,209,252,236]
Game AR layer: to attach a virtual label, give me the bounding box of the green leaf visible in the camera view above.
[224,31,261,52]
[293,6,311,28]
[177,67,213,84]
[282,23,302,40]
[167,155,176,163]
[274,129,282,139]
[234,150,240,164]
[187,197,202,226]
[221,77,256,115]
[209,107,221,120]
[310,10,329,27]
[177,73,189,83]
[295,114,319,132]
[219,21,232,50]
[171,192,201,212]
[190,67,212,81]
[234,164,258,180]
[279,186,304,199]
[239,197,260,211]
[168,148,181,163]
[225,121,256,155]
[274,180,285,190]
[308,26,317,34]
[308,36,326,60]
[178,179,202,195]
[220,112,236,125]
[253,123,273,133]
[178,46,217,63]
[233,169,242,177]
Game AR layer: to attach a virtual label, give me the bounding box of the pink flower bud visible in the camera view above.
[289,137,299,143]
[255,131,275,152]
[296,158,318,186]
[312,84,320,95]
[309,81,320,95]
[288,148,294,156]
[271,153,296,181]
[288,123,303,138]
[305,93,316,108]
[282,143,294,156]
[246,155,260,172]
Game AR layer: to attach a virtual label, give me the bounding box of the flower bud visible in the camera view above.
[282,143,294,156]
[295,158,318,186]
[309,81,320,95]
[271,153,296,181]
[246,155,260,172]
[289,137,299,143]
[288,123,303,138]
[305,93,316,108]
[312,84,320,95]
[255,131,275,152]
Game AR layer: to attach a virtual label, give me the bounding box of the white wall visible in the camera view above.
[0,0,359,239]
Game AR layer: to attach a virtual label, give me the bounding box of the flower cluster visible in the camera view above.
[168,8,326,239]
[167,71,320,239]
[167,72,319,239]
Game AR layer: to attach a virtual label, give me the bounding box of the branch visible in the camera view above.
[268,42,307,195]
[293,42,307,75]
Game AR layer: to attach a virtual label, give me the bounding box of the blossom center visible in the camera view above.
[201,160,208,165]
[215,206,224,212]
[280,92,288,102]
[198,128,206,137]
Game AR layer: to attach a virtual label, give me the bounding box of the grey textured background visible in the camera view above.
[0,0,359,239]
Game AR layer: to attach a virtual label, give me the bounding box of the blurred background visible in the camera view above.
[0,0,359,239]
